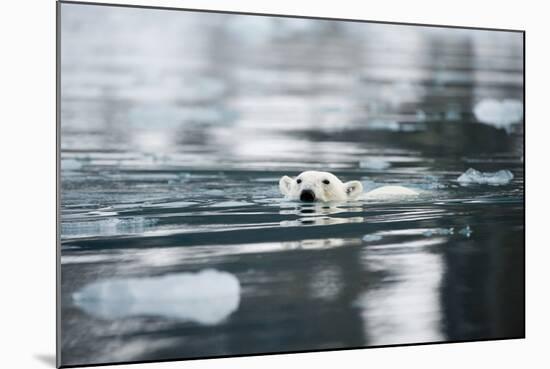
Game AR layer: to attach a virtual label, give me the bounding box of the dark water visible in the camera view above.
[59,4,524,367]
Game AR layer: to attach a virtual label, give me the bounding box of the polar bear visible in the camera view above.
[279,171,418,202]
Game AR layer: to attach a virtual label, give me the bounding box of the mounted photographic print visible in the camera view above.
[57,1,525,367]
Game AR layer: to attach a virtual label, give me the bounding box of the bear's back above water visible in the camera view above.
[279,170,418,202]
[361,185,419,199]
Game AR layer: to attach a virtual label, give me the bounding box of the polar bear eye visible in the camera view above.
[323,179,330,185]
[296,178,302,184]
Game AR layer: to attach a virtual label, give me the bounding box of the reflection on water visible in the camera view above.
[60,3,524,367]
[357,238,445,345]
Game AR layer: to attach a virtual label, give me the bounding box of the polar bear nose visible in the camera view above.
[300,189,316,202]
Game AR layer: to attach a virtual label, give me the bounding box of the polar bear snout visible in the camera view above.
[300,189,316,202]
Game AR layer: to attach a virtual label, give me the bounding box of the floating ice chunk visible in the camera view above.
[359,158,391,170]
[423,228,454,237]
[73,269,240,325]
[457,168,514,185]
[362,234,383,242]
[458,225,473,238]
[473,99,523,131]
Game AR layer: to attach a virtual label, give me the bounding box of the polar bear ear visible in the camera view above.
[344,180,363,199]
[279,176,293,196]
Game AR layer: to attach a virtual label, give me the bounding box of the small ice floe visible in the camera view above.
[359,158,391,170]
[473,99,523,132]
[457,168,514,185]
[458,225,473,238]
[362,234,383,242]
[422,228,454,237]
[73,269,240,325]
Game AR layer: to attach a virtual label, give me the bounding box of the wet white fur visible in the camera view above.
[361,185,419,199]
[279,171,418,202]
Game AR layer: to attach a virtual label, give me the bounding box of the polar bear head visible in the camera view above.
[279,171,363,202]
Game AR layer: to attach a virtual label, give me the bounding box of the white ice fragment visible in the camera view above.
[473,99,523,131]
[359,158,391,170]
[459,226,473,238]
[423,228,454,237]
[457,168,514,185]
[362,234,383,242]
[72,269,241,325]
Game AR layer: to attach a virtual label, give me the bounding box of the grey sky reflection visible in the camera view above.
[357,238,445,345]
